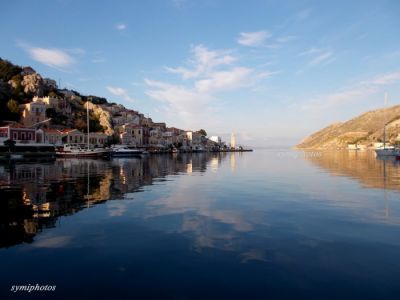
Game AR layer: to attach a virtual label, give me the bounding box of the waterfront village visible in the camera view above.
[0,63,248,157]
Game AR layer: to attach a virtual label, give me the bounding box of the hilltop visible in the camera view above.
[0,58,114,132]
[296,105,400,149]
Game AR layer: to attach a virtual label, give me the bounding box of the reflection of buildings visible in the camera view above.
[0,153,224,248]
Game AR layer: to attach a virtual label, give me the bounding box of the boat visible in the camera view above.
[56,144,110,158]
[375,147,400,157]
[374,93,400,157]
[56,101,109,158]
[111,145,143,157]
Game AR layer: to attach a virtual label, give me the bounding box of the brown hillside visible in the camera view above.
[296,105,400,149]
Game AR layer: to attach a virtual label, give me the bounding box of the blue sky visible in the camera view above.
[1,0,400,146]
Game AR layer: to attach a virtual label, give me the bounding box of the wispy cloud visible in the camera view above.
[165,44,237,79]
[106,86,135,102]
[116,23,126,31]
[298,47,335,66]
[172,0,186,8]
[17,41,79,70]
[276,35,296,43]
[367,72,400,85]
[195,67,253,93]
[298,47,321,56]
[92,58,106,63]
[28,47,75,69]
[145,44,272,127]
[145,79,208,123]
[299,71,400,111]
[296,8,312,20]
[309,51,333,65]
[237,31,272,47]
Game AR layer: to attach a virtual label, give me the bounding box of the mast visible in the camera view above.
[87,100,90,150]
[383,93,388,149]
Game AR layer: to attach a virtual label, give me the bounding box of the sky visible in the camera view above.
[1,0,400,146]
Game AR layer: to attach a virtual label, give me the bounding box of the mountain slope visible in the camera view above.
[296,105,400,149]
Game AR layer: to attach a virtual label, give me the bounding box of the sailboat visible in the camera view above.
[56,101,110,158]
[375,93,400,157]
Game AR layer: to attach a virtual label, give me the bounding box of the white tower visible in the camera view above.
[230,133,236,149]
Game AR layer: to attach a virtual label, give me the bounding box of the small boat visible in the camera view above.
[375,147,400,157]
[56,101,110,158]
[111,145,143,157]
[375,93,400,157]
[56,144,110,158]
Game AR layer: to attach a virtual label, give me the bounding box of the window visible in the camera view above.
[13,132,17,140]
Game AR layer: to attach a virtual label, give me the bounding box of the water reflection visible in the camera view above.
[303,150,400,192]
[1,150,400,299]
[0,153,223,248]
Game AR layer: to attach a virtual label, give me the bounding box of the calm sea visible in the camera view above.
[0,150,399,299]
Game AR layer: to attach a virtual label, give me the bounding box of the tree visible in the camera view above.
[3,99,20,122]
[0,59,22,81]
[106,134,120,146]
[7,99,19,113]
[48,91,59,98]
[74,119,87,132]
[46,108,57,119]
[197,129,207,137]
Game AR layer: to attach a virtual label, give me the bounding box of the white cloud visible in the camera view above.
[276,35,296,43]
[145,79,208,124]
[173,0,186,8]
[298,47,321,56]
[309,51,333,65]
[145,45,272,127]
[92,58,106,63]
[116,23,126,31]
[27,47,76,68]
[368,72,400,85]
[297,47,335,66]
[237,31,272,47]
[165,44,237,79]
[297,8,312,20]
[195,67,253,93]
[299,71,400,111]
[106,86,135,102]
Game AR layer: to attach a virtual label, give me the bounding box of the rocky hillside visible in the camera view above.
[296,105,400,149]
[0,58,147,137]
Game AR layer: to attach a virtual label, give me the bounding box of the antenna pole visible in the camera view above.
[87,101,90,150]
[384,93,388,149]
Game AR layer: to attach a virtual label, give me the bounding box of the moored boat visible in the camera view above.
[111,145,143,157]
[375,147,400,157]
[375,93,399,157]
[56,144,110,158]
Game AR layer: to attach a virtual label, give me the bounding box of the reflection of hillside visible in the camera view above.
[304,150,400,192]
[0,153,223,248]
